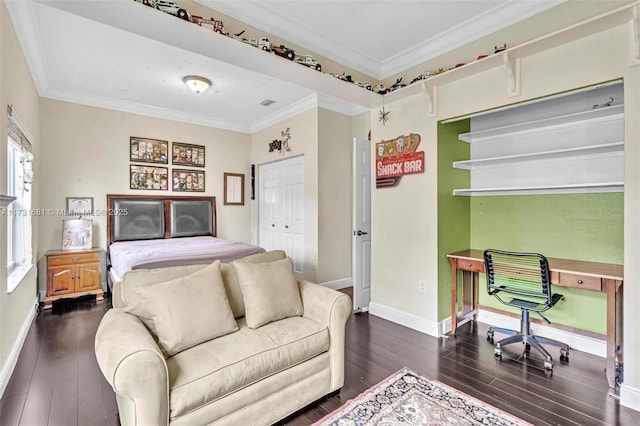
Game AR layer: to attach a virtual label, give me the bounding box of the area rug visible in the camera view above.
[315,368,531,426]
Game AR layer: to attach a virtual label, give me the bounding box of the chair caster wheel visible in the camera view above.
[487,330,494,343]
[560,348,569,362]
[494,347,502,359]
[544,360,553,371]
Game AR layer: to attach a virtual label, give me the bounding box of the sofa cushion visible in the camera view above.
[133,261,238,356]
[233,257,303,328]
[220,250,286,318]
[166,316,329,419]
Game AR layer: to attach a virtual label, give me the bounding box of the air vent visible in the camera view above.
[260,99,276,107]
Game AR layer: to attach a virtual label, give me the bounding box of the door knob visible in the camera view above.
[357,230,368,236]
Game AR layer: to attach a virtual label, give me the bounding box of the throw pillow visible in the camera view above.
[233,257,303,329]
[132,260,237,356]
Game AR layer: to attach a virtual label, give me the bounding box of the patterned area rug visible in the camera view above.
[315,368,531,426]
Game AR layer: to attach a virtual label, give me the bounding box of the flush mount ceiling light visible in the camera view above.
[183,75,211,94]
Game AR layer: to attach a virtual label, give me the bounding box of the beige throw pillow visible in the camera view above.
[132,261,237,356]
[233,257,303,329]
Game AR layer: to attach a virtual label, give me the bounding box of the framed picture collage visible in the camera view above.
[129,137,205,192]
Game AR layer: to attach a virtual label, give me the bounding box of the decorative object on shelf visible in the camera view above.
[172,169,205,192]
[272,44,295,60]
[224,173,245,205]
[172,142,205,167]
[191,14,227,35]
[494,43,507,53]
[61,219,92,250]
[130,137,168,164]
[295,55,322,71]
[183,75,211,94]
[155,0,190,20]
[130,165,169,190]
[593,96,615,109]
[268,128,292,154]
[375,133,424,189]
[66,197,94,216]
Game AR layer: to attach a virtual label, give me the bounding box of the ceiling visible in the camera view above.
[6,0,618,134]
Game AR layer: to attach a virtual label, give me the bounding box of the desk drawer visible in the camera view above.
[558,273,602,291]
[457,258,484,273]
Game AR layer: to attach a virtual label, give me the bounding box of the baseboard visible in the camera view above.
[620,383,640,412]
[475,309,606,357]
[369,302,439,337]
[321,278,352,290]
[0,296,38,398]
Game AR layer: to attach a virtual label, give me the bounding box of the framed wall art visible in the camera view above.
[130,137,168,164]
[224,173,244,205]
[130,165,169,190]
[66,197,94,216]
[172,169,205,192]
[172,142,205,167]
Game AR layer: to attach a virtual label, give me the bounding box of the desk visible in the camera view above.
[447,249,623,389]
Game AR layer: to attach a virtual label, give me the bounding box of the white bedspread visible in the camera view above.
[109,236,264,280]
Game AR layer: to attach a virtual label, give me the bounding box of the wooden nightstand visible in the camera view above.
[44,248,104,308]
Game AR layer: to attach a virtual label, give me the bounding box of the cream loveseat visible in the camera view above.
[95,251,351,426]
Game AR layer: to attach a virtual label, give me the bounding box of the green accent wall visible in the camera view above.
[437,120,470,320]
[437,121,623,335]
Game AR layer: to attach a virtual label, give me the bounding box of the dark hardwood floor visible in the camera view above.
[1,291,638,425]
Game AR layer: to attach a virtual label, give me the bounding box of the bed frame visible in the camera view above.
[107,194,217,249]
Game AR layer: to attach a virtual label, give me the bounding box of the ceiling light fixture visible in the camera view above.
[183,75,211,94]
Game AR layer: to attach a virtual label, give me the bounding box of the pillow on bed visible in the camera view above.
[131,260,237,356]
[233,257,303,329]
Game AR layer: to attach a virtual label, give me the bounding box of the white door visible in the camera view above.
[352,138,371,311]
[259,156,304,274]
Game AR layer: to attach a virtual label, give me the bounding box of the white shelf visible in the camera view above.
[453,182,624,196]
[0,195,17,208]
[453,142,624,170]
[458,105,624,143]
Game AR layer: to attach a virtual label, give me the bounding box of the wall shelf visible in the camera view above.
[453,142,624,170]
[458,105,624,143]
[0,195,17,208]
[453,182,624,196]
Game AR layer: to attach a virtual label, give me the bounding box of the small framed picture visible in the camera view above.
[224,173,244,205]
[130,137,169,164]
[66,197,94,216]
[130,165,169,190]
[172,142,205,167]
[61,219,92,251]
[172,169,205,192]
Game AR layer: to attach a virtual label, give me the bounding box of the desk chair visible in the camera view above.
[484,249,570,371]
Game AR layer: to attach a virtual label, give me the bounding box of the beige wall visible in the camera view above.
[38,99,253,256]
[0,0,40,390]
[251,107,355,284]
[370,20,640,409]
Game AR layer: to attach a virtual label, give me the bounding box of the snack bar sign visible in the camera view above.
[376,134,424,188]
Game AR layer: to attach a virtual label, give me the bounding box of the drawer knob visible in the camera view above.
[71,257,80,262]
[467,263,472,267]
[577,279,584,285]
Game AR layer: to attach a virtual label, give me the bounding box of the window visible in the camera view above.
[7,112,33,292]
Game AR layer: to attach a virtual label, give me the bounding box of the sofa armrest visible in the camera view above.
[298,280,352,391]
[95,309,169,426]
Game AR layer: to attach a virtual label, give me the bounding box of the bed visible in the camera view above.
[106,194,264,285]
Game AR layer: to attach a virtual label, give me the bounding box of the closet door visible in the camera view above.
[259,156,304,274]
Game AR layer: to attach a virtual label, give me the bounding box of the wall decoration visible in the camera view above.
[130,165,169,190]
[61,219,92,250]
[268,127,292,154]
[66,197,93,216]
[224,173,244,205]
[130,137,168,164]
[172,169,205,192]
[172,142,205,167]
[375,133,424,189]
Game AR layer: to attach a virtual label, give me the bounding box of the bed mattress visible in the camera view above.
[109,236,264,281]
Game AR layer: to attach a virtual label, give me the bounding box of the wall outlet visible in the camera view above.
[310,256,316,267]
[418,279,426,293]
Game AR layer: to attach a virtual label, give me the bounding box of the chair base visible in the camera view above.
[488,326,570,371]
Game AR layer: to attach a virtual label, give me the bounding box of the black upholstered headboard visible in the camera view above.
[106,194,217,246]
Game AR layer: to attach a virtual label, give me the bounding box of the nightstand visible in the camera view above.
[44,248,104,307]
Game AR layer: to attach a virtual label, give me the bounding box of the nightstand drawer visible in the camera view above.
[455,258,485,273]
[47,252,100,266]
[558,273,602,291]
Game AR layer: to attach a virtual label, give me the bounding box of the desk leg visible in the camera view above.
[605,279,622,389]
[450,259,458,335]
